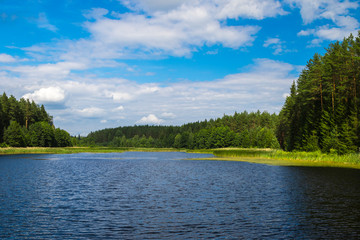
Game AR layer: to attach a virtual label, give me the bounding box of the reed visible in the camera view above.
[211,148,360,165]
[0,147,182,155]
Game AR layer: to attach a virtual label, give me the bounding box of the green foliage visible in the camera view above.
[211,148,360,167]
[0,93,72,148]
[27,122,55,147]
[83,111,280,149]
[55,128,73,147]
[278,32,360,154]
[4,121,26,147]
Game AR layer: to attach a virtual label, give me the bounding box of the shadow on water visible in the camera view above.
[276,166,360,239]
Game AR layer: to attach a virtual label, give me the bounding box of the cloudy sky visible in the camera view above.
[1,0,359,135]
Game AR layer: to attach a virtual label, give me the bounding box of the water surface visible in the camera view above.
[0,152,359,239]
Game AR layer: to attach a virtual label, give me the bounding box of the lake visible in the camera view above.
[1,152,359,239]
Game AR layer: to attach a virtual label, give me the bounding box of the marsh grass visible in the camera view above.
[2,147,359,169]
[0,147,182,155]
[209,148,360,168]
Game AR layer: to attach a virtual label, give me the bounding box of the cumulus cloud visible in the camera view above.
[216,0,287,20]
[136,114,164,125]
[288,0,358,24]
[23,86,65,103]
[2,1,329,135]
[83,8,109,19]
[13,0,289,63]
[84,5,260,57]
[76,107,105,118]
[0,53,16,62]
[120,0,189,13]
[288,0,360,42]
[114,106,124,111]
[6,61,87,79]
[161,112,176,119]
[263,37,289,55]
[3,57,299,135]
[122,0,287,19]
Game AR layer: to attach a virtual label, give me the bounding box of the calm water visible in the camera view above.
[0,152,359,239]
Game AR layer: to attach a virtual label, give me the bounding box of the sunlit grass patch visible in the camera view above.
[206,148,360,169]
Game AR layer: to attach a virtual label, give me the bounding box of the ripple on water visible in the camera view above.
[0,152,359,239]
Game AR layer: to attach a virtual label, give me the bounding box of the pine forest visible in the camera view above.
[277,33,360,154]
[0,93,72,147]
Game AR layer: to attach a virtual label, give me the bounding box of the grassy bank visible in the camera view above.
[1,147,359,169]
[0,147,183,155]
[0,147,126,155]
[191,148,360,169]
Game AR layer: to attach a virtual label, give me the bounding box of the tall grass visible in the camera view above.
[0,147,129,155]
[212,148,360,165]
[0,147,183,155]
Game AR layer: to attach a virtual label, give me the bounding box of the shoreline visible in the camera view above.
[1,147,359,170]
[0,147,184,155]
[190,156,360,169]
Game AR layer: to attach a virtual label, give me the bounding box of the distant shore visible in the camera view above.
[0,147,183,155]
[1,147,359,169]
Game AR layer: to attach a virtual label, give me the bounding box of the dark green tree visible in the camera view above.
[4,121,26,147]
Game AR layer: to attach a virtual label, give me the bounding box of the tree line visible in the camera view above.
[4,33,360,153]
[0,93,72,147]
[82,111,280,149]
[277,33,360,154]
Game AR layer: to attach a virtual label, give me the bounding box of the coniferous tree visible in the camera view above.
[4,121,26,147]
[278,32,360,154]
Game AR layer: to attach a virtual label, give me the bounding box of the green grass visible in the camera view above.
[0,147,183,155]
[1,146,359,169]
[203,148,360,169]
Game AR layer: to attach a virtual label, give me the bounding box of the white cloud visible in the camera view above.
[84,5,260,57]
[6,61,87,79]
[263,37,289,55]
[136,114,164,125]
[0,53,16,62]
[12,0,289,66]
[108,92,134,102]
[286,0,358,24]
[288,0,360,42]
[76,107,105,118]
[161,112,176,119]
[2,57,299,135]
[263,38,281,47]
[122,0,287,19]
[297,29,314,36]
[23,86,65,103]
[114,106,124,111]
[2,1,324,135]
[120,0,189,13]
[299,17,359,43]
[216,0,287,20]
[83,8,109,19]
[36,12,58,32]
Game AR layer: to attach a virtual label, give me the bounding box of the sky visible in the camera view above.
[1,0,360,136]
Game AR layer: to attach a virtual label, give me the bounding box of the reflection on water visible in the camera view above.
[0,152,359,239]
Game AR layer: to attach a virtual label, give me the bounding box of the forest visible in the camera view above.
[0,93,72,147]
[82,111,280,150]
[277,33,360,154]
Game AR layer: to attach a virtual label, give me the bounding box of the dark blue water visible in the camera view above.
[1,152,360,239]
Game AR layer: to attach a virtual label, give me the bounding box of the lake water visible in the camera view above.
[0,152,359,239]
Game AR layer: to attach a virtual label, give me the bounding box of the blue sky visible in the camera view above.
[1,0,359,135]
